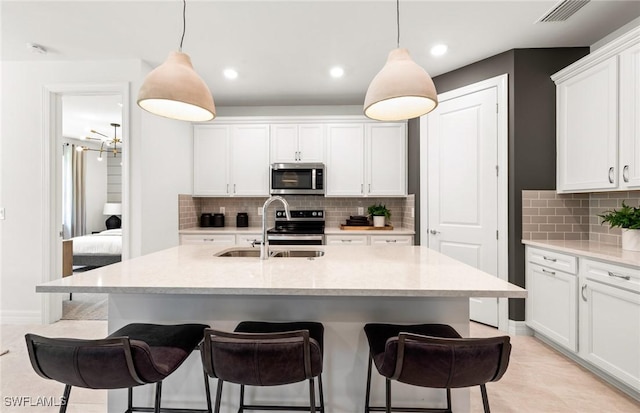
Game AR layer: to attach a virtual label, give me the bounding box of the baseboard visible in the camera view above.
[508,320,533,336]
[0,310,42,325]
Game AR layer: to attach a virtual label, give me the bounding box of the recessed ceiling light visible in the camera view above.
[223,69,238,80]
[330,67,344,78]
[430,44,448,57]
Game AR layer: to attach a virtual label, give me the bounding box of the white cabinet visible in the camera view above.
[193,124,270,197]
[525,247,578,351]
[619,41,640,189]
[369,235,413,246]
[325,234,368,246]
[235,233,262,247]
[554,27,640,193]
[325,122,406,197]
[579,259,640,391]
[180,234,236,245]
[270,124,324,163]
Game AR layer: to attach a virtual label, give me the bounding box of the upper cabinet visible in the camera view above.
[193,124,270,197]
[270,124,324,163]
[325,122,407,197]
[554,27,640,193]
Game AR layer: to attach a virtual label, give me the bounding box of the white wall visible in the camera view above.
[0,59,192,323]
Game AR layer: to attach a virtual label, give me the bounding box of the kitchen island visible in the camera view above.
[37,245,526,413]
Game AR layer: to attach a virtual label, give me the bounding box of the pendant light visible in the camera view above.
[364,0,438,121]
[137,0,215,122]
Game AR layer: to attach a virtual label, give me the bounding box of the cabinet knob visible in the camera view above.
[608,167,614,184]
[623,165,630,183]
[581,284,588,302]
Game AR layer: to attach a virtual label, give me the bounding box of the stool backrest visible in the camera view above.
[25,334,148,389]
[382,333,511,388]
[201,329,323,386]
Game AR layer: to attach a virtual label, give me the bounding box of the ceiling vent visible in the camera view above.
[537,0,590,22]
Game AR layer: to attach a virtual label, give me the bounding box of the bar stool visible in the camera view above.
[201,321,325,413]
[25,323,211,413]
[363,323,511,413]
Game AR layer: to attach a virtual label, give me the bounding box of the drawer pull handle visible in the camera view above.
[341,239,352,243]
[608,271,631,281]
[541,268,556,276]
[205,238,216,242]
[542,256,557,262]
[386,239,397,243]
[581,284,587,302]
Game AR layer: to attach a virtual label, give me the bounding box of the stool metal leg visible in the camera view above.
[365,353,373,413]
[127,387,134,413]
[154,381,162,413]
[480,384,490,413]
[59,384,71,413]
[446,388,452,413]
[385,378,391,413]
[309,377,316,412]
[203,370,213,413]
[239,384,245,413]
[318,374,325,413]
[214,380,224,413]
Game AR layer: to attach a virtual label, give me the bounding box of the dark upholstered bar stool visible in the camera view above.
[201,321,325,413]
[363,323,511,413]
[25,323,211,413]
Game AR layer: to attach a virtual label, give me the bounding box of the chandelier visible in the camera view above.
[76,123,122,162]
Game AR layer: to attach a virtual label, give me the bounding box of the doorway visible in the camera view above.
[42,83,129,323]
[420,74,508,330]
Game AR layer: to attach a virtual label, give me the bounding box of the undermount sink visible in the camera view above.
[214,248,324,258]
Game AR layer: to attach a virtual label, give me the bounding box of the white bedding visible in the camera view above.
[72,229,122,255]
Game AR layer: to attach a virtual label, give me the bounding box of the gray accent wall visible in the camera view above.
[410,48,589,321]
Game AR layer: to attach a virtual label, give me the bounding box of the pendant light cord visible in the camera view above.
[396,0,400,48]
[179,0,186,51]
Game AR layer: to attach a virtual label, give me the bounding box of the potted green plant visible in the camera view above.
[598,201,640,251]
[368,203,391,227]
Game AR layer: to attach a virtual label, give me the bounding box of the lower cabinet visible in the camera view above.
[579,259,640,392]
[525,246,640,395]
[179,234,236,245]
[326,234,414,246]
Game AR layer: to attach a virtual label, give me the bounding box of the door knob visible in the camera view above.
[429,229,440,235]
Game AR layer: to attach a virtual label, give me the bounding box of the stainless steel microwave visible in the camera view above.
[270,163,325,195]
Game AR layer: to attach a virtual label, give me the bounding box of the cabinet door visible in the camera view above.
[193,126,229,196]
[297,124,324,162]
[580,278,640,390]
[557,56,618,192]
[526,262,578,351]
[230,125,270,196]
[366,123,407,196]
[325,124,365,196]
[325,235,368,245]
[369,235,413,246]
[619,42,640,189]
[270,124,298,163]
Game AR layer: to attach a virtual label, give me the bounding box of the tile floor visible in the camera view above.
[1,321,638,412]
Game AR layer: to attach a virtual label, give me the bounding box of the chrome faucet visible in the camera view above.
[261,196,291,260]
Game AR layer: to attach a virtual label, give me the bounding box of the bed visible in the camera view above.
[66,228,122,269]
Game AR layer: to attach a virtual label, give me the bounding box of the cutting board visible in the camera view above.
[340,225,394,230]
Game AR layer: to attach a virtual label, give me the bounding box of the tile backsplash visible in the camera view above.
[522,190,640,245]
[179,194,415,230]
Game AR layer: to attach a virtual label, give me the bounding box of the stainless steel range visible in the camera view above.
[267,210,325,245]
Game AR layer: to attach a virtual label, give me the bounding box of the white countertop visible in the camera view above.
[179,227,415,235]
[37,245,525,298]
[522,239,640,268]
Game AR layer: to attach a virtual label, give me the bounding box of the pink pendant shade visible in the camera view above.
[137,51,216,122]
[364,48,438,121]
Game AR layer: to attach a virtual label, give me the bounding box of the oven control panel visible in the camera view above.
[275,210,324,219]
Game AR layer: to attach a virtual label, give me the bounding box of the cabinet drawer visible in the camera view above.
[325,235,368,246]
[369,235,413,246]
[527,247,577,274]
[582,258,640,294]
[180,234,236,245]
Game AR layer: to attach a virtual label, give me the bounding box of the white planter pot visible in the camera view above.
[373,215,386,227]
[621,229,640,252]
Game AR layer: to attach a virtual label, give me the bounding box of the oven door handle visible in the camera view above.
[267,235,324,241]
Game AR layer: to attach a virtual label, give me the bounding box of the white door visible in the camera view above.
[426,87,499,326]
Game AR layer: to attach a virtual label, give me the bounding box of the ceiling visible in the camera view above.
[3,0,640,112]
